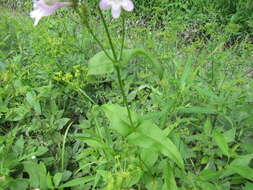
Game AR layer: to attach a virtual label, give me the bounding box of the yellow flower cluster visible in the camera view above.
[53,65,88,86]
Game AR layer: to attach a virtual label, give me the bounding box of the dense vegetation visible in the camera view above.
[0,0,253,190]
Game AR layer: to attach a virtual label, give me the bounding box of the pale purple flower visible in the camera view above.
[99,0,134,18]
[30,0,72,26]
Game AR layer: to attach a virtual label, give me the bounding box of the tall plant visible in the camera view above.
[29,0,184,188]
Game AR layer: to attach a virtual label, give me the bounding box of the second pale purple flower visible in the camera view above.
[99,0,134,18]
[30,0,72,26]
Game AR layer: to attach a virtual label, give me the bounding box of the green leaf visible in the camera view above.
[9,179,28,190]
[13,136,24,156]
[125,169,142,187]
[224,128,236,143]
[203,119,212,136]
[0,59,7,71]
[59,176,94,188]
[53,172,62,187]
[46,173,54,189]
[122,48,163,79]
[229,165,253,181]
[140,148,158,168]
[178,106,217,114]
[194,86,218,100]
[102,104,137,136]
[88,51,114,75]
[127,120,184,169]
[243,182,253,190]
[180,62,192,91]
[88,49,163,78]
[213,130,230,157]
[73,136,105,149]
[38,162,47,190]
[198,169,221,181]
[163,164,178,190]
[25,91,41,115]
[62,170,72,182]
[55,118,70,130]
[230,154,253,166]
[35,146,48,156]
[23,161,40,188]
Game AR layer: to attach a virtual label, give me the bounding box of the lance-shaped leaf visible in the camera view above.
[127,120,184,169]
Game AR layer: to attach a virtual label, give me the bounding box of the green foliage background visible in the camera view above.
[0,1,253,190]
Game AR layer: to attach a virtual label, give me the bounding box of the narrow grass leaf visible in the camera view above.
[59,176,94,188]
[178,106,217,114]
[180,62,192,91]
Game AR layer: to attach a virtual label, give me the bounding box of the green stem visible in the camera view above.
[85,23,114,62]
[75,5,134,127]
[73,4,114,62]
[98,9,134,127]
[115,65,134,127]
[98,8,118,60]
[119,15,125,60]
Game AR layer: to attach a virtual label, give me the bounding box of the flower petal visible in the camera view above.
[30,9,44,25]
[55,2,72,8]
[99,0,111,10]
[122,0,134,12]
[111,4,121,18]
[30,0,71,26]
[34,16,42,26]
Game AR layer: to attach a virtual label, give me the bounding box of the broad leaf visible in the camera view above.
[38,162,47,190]
[88,51,114,75]
[230,154,253,166]
[127,120,184,169]
[122,48,163,79]
[88,49,163,78]
[102,104,137,136]
[229,165,253,181]
[53,172,62,187]
[213,131,229,157]
[243,182,253,190]
[25,91,41,115]
[9,179,28,190]
[140,148,158,168]
[23,161,40,188]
